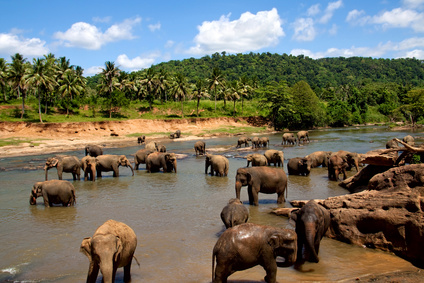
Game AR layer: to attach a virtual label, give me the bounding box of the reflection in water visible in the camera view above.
[0,127,422,282]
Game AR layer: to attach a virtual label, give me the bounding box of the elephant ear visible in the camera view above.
[114,236,123,262]
[289,208,300,223]
[80,237,92,261]
[246,172,252,185]
[268,234,280,250]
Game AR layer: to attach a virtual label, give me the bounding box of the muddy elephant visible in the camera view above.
[81,156,97,181]
[212,223,297,283]
[96,155,134,177]
[236,137,251,148]
[145,152,177,173]
[264,149,284,167]
[137,135,146,144]
[287,157,312,176]
[45,155,81,181]
[80,219,138,283]
[282,133,295,145]
[290,200,330,263]
[134,148,155,170]
[194,141,206,156]
[169,129,181,139]
[205,154,229,176]
[29,180,76,207]
[328,154,348,181]
[297,130,310,144]
[333,150,360,172]
[259,137,269,147]
[220,198,249,229]
[403,135,415,146]
[157,144,167,152]
[251,136,260,148]
[305,151,332,168]
[235,167,288,206]
[246,153,268,167]
[145,141,158,151]
[85,145,103,157]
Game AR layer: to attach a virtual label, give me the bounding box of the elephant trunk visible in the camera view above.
[129,164,134,176]
[99,262,115,283]
[44,166,49,181]
[29,194,36,205]
[173,161,177,173]
[305,222,319,263]
[90,164,96,181]
[235,181,242,199]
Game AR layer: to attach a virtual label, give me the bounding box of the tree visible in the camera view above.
[227,80,240,116]
[192,78,209,117]
[208,67,224,111]
[290,80,323,129]
[172,72,189,118]
[398,88,424,126]
[58,69,84,115]
[157,68,170,103]
[140,67,157,110]
[0,58,7,101]
[98,61,120,118]
[24,58,57,122]
[8,53,27,118]
[238,75,252,115]
[326,100,351,127]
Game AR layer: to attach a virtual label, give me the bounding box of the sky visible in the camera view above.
[1,0,424,76]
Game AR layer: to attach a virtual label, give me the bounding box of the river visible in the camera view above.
[0,126,422,282]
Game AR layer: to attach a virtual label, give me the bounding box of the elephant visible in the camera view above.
[81,156,97,181]
[333,150,360,172]
[194,141,206,156]
[386,138,399,149]
[137,135,146,144]
[205,154,229,176]
[145,141,158,151]
[80,219,138,283]
[297,130,310,144]
[45,155,81,181]
[29,180,76,207]
[287,157,312,176]
[96,155,134,178]
[251,136,260,148]
[235,167,288,206]
[220,198,249,229]
[134,148,155,170]
[264,149,284,167]
[145,152,177,173]
[212,223,297,283]
[157,144,167,152]
[169,129,181,139]
[85,145,103,157]
[305,151,332,168]
[236,137,251,148]
[246,153,268,167]
[282,133,295,145]
[403,135,415,146]
[328,154,348,181]
[290,200,330,263]
[259,137,269,147]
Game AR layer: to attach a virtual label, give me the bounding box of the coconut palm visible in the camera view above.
[227,80,241,116]
[192,78,209,117]
[58,69,84,115]
[0,58,7,101]
[140,67,158,110]
[24,58,57,122]
[208,67,224,111]
[238,75,253,115]
[8,53,27,118]
[98,61,121,118]
[172,72,189,118]
[157,68,170,103]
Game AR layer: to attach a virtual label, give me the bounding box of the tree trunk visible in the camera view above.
[181,100,184,118]
[20,88,24,118]
[37,90,43,123]
[197,98,200,117]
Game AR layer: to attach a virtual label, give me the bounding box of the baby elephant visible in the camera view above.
[29,180,76,207]
[290,200,330,263]
[81,220,138,283]
[212,223,297,283]
[220,198,249,229]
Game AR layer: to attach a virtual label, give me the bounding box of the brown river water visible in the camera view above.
[0,126,423,282]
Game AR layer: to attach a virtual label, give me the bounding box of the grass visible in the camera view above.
[0,137,45,147]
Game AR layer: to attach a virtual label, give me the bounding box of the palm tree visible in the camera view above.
[157,68,170,103]
[208,67,224,111]
[140,67,158,110]
[8,53,27,118]
[0,58,7,102]
[58,69,84,115]
[227,80,241,116]
[43,53,59,114]
[24,58,57,122]
[98,61,120,118]
[172,72,189,118]
[238,75,253,115]
[193,78,209,117]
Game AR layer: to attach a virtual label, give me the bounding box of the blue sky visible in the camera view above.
[1,0,424,75]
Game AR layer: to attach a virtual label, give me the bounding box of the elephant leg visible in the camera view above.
[262,260,278,283]
[58,171,63,180]
[277,191,285,204]
[86,262,100,283]
[123,259,132,282]
[214,263,230,283]
[247,186,254,205]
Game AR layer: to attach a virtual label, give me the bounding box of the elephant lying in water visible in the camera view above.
[44,155,81,181]
[80,219,138,283]
[29,180,76,207]
[212,223,297,283]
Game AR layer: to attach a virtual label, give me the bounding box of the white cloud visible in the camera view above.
[404,49,424,58]
[92,16,111,23]
[403,0,424,9]
[0,33,49,57]
[116,53,159,70]
[290,45,387,59]
[165,40,175,48]
[84,66,103,76]
[292,18,316,41]
[54,17,141,50]
[346,9,370,25]
[187,8,284,55]
[148,23,161,32]
[319,0,343,24]
[307,4,321,16]
[372,8,424,32]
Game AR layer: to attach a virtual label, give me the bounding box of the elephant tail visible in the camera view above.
[133,255,141,267]
[71,189,76,206]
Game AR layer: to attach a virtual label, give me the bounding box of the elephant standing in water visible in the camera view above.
[297,130,310,144]
[220,198,249,229]
[236,137,251,148]
[287,157,312,176]
[259,137,269,147]
[212,223,297,283]
[85,145,103,157]
[333,150,360,172]
[145,152,177,173]
[290,200,330,263]
[45,155,81,181]
[264,149,284,167]
[80,220,138,283]
[134,148,155,170]
[81,156,97,181]
[145,141,158,151]
[328,154,348,181]
[235,167,288,206]
[282,133,295,145]
[30,180,76,207]
[251,136,260,148]
[305,151,332,168]
[96,155,134,177]
[169,129,181,139]
[246,153,268,167]
[194,140,206,156]
[205,154,229,177]
[137,135,146,144]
